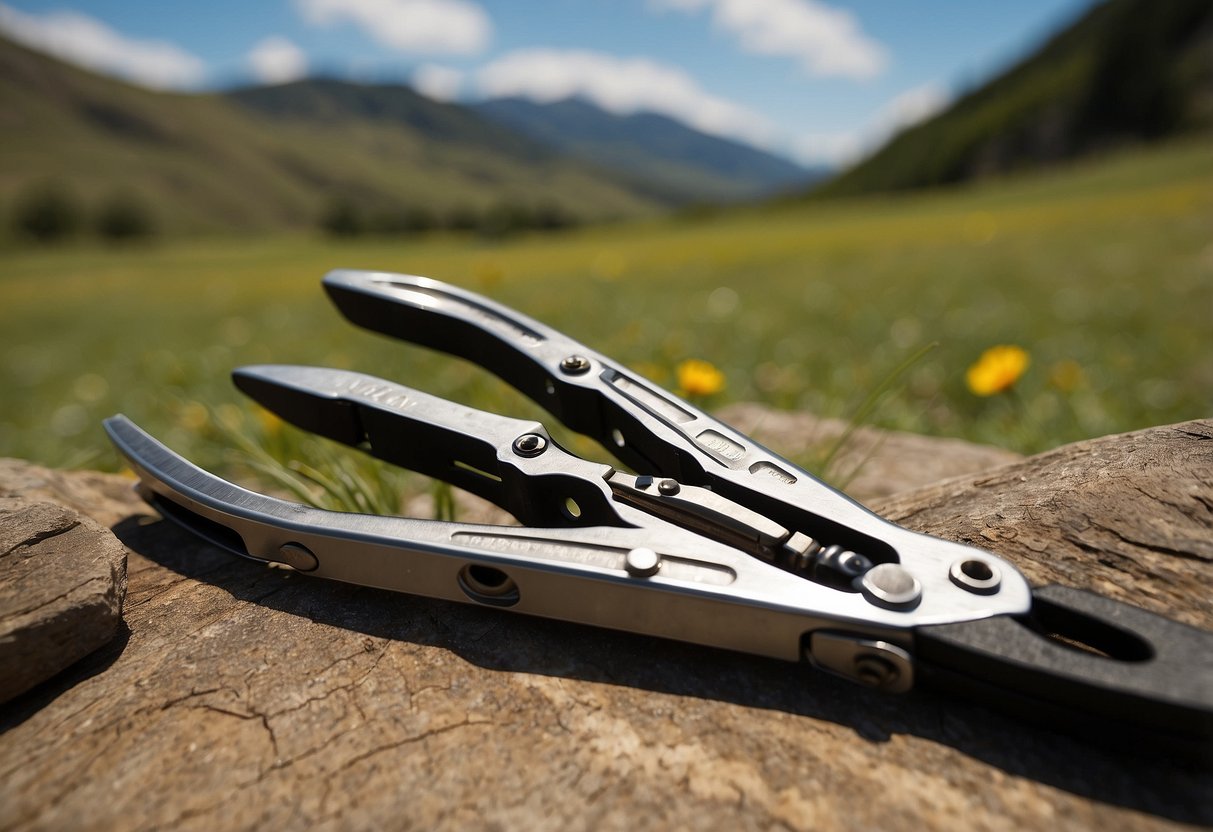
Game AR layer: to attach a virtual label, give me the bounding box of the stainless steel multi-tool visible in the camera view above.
[105,269,1212,752]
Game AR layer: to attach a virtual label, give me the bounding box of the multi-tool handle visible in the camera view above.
[102,269,1213,756]
[103,414,1001,663]
[231,365,624,529]
[323,270,912,559]
[317,269,1213,751]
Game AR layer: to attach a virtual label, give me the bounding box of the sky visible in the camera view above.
[0,0,1096,167]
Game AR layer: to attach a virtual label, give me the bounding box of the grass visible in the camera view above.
[1,138,1210,507]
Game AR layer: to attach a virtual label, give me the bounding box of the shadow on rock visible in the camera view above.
[112,513,1211,825]
[0,623,131,733]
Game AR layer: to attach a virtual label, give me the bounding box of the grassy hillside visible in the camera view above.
[2,139,1209,498]
[0,38,659,237]
[473,97,819,204]
[818,0,1213,197]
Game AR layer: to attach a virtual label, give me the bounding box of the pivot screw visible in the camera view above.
[860,563,922,610]
[657,479,681,496]
[512,433,548,457]
[560,355,591,375]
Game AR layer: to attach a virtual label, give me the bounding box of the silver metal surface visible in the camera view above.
[103,270,1038,687]
[102,267,1213,737]
[317,271,1025,614]
[809,632,914,693]
[104,416,1033,665]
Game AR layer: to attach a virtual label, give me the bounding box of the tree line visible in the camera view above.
[8,182,155,243]
[319,196,581,239]
[5,183,585,244]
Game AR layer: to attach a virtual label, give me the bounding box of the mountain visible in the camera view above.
[816,0,1213,197]
[474,97,822,204]
[226,79,551,164]
[0,37,659,236]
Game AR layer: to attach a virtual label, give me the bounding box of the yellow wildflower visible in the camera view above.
[966,345,1030,396]
[256,406,283,437]
[677,359,725,397]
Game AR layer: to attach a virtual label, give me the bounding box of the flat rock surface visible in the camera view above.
[0,497,127,704]
[718,402,1024,502]
[1,421,1211,831]
[874,420,1213,628]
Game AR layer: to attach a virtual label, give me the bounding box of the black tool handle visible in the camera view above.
[231,365,623,529]
[917,585,1213,755]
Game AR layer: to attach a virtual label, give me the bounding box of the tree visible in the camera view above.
[319,196,363,237]
[96,192,155,241]
[12,182,81,242]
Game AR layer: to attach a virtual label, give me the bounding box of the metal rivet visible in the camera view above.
[657,479,681,496]
[560,355,591,375]
[854,655,898,689]
[949,558,1001,595]
[861,563,922,610]
[512,433,548,457]
[625,547,661,577]
[277,542,318,572]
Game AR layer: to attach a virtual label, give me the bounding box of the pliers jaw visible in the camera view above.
[106,269,1213,753]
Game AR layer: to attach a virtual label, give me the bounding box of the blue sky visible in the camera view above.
[0,0,1095,166]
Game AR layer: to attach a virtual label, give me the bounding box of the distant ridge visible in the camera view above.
[226,79,552,162]
[0,37,660,235]
[816,0,1213,197]
[474,96,823,204]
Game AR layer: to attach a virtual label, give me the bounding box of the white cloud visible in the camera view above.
[881,84,951,130]
[0,3,206,89]
[793,83,950,166]
[248,36,308,84]
[296,0,490,55]
[412,63,464,101]
[475,49,775,147]
[651,0,886,80]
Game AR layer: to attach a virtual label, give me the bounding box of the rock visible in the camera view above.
[0,458,142,529]
[718,402,1023,502]
[0,497,127,704]
[0,421,1210,830]
[871,420,1213,627]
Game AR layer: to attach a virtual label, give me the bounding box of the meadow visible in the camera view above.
[1,139,1210,507]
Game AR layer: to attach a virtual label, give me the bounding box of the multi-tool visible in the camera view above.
[105,269,1212,753]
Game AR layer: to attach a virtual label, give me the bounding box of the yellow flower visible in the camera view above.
[677,359,725,397]
[966,345,1030,396]
[256,406,283,437]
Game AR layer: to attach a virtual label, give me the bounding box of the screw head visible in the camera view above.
[560,355,591,375]
[625,547,661,577]
[657,479,681,496]
[854,655,898,689]
[860,563,922,610]
[512,433,548,457]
